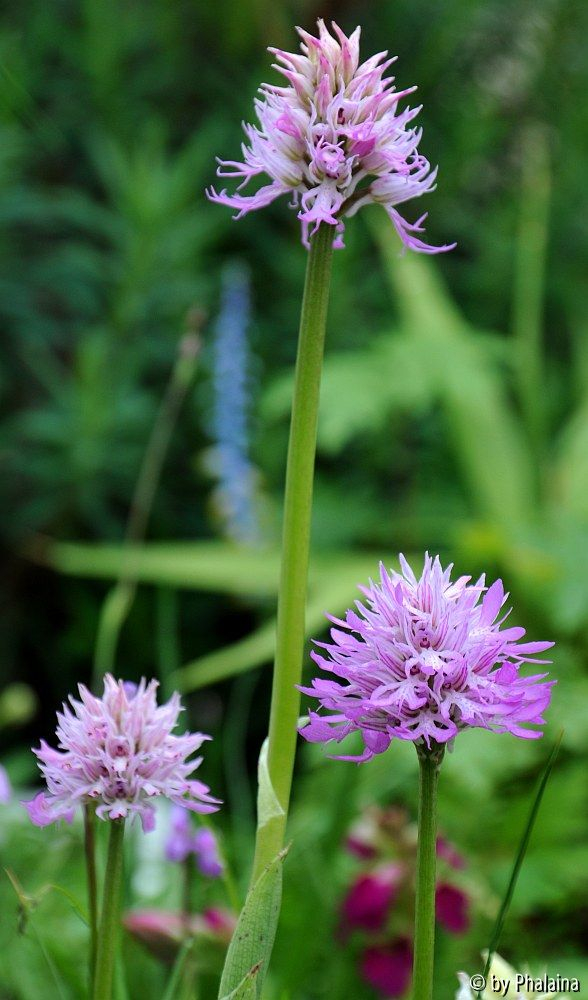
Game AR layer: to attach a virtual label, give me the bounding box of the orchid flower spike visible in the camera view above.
[207,20,455,252]
[300,554,554,761]
[24,675,221,832]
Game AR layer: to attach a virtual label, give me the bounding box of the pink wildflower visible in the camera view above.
[436,835,466,870]
[300,554,554,761]
[340,865,403,935]
[435,882,470,935]
[124,907,236,963]
[24,675,220,832]
[361,938,413,998]
[207,20,454,252]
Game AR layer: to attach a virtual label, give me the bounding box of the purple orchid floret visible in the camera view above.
[165,805,224,877]
[299,554,555,761]
[24,675,221,832]
[207,19,455,253]
[165,804,195,862]
[193,827,224,878]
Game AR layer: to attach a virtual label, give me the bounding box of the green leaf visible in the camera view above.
[221,965,261,1000]
[45,884,89,927]
[218,849,287,1000]
[369,211,535,526]
[29,539,281,597]
[256,737,285,832]
[554,402,588,519]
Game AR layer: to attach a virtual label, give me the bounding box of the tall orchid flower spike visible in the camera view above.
[24,675,220,833]
[300,554,554,761]
[207,20,455,253]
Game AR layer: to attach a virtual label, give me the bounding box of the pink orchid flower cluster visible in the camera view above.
[208,19,455,253]
[301,554,554,761]
[25,675,220,833]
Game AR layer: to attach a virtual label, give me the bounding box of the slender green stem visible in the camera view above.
[478,732,563,995]
[251,224,334,881]
[412,744,444,1000]
[93,325,202,685]
[93,819,125,1000]
[84,805,99,990]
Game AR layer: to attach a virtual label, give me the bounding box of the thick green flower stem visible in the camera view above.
[93,818,125,1000]
[84,805,99,990]
[252,223,334,882]
[412,744,444,1000]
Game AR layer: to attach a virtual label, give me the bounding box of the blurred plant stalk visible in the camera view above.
[251,223,334,881]
[513,126,551,466]
[93,317,203,687]
[84,805,99,991]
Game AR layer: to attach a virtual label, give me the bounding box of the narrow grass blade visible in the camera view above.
[161,939,194,1000]
[479,731,563,995]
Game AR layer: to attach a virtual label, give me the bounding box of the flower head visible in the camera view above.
[207,20,454,253]
[24,675,220,832]
[300,554,554,761]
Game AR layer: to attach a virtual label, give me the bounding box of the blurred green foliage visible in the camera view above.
[1,0,588,997]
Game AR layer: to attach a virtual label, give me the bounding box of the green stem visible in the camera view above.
[412,744,444,1000]
[84,805,99,990]
[251,224,334,881]
[93,819,125,1000]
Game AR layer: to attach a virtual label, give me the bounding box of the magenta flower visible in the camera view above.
[24,675,220,832]
[340,865,402,935]
[435,882,470,935]
[207,20,454,253]
[300,554,554,761]
[361,938,413,998]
